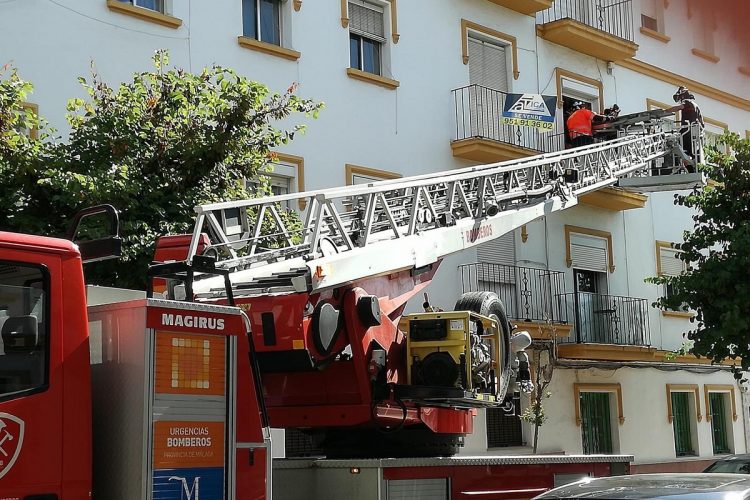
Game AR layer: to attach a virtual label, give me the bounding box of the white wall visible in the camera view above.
[536,366,745,463]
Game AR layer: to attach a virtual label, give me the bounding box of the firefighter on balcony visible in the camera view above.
[666,85,704,172]
[566,101,607,148]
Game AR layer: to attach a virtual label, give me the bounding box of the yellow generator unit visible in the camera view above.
[401,310,502,404]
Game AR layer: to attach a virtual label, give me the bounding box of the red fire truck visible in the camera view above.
[0,115,701,499]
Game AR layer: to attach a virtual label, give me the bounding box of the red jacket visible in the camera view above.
[567,108,596,139]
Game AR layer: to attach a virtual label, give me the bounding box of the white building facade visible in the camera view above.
[3,0,749,471]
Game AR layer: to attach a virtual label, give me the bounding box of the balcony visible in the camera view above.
[459,263,572,340]
[558,291,655,360]
[451,85,565,163]
[486,0,555,16]
[536,0,638,61]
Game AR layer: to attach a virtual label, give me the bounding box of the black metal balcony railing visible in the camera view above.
[559,292,650,346]
[459,262,568,324]
[452,85,565,153]
[537,0,635,42]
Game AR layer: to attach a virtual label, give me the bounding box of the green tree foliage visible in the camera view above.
[0,66,58,234]
[650,134,750,372]
[0,52,322,289]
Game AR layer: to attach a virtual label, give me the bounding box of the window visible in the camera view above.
[704,117,730,154]
[574,383,623,455]
[670,392,695,456]
[705,385,737,455]
[641,14,657,31]
[242,0,280,45]
[118,0,164,13]
[346,164,400,185]
[247,154,303,211]
[486,393,523,447]
[656,241,687,310]
[17,103,39,140]
[349,0,386,75]
[709,393,731,454]
[0,262,48,401]
[639,0,669,41]
[580,392,614,454]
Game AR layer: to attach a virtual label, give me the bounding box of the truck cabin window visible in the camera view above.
[0,262,47,399]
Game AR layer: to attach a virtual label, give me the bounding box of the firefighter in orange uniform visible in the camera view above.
[566,101,607,148]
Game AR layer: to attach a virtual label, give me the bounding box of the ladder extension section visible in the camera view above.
[186,131,673,295]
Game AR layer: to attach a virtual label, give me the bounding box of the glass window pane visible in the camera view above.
[135,0,163,12]
[260,0,280,45]
[350,35,361,70]
[0,262,48,400]
[242,0,258,39]
[362,38,381,75]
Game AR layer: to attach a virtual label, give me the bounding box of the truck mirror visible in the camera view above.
[65,204,123,263]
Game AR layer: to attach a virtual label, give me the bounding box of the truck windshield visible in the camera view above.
[0,262,47,400]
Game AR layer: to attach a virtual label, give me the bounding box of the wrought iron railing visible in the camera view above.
[559,292,650,345]
[452,84,565,153]
[459,262,568,324]
[537,0,635,42]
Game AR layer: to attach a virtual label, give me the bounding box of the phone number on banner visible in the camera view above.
[502,117,553,131]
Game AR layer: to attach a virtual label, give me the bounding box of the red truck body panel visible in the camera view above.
[0,232,92,499]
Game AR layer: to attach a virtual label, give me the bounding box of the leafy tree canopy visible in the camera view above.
[0,51,322,289]
[651,134,750,373]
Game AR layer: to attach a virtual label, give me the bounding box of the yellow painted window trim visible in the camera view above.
[704,384,738,422]
[346,68,399,90]
[574,383,625,426]
[106,0,182,28]
[655,240,680,277]
[564,225,615,273]
[615,59,750,112]
[691,48,720,64]
[661,310,695,319]
[647,98,679,121]
[639,26,671,43]
[341,0,399,43]
[237,36,301,61]
[21,102,39,140]
[555,68,604,113]
[666,384,701,423]
[345,164,401,185]
[273,153,306,210]
[460,19,520,80]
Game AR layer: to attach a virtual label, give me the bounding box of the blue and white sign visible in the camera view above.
[153,467,224,500]
[502,93,557,131]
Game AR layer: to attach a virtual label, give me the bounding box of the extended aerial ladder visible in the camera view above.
[152,113,703,457]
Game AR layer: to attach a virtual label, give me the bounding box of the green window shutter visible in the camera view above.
[580,392,613,454]
[671,392,694,456]
[710,393,730,454]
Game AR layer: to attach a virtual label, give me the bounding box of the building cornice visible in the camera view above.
[616,58,750,112]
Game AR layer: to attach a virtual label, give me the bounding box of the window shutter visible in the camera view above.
[349,1,386,42]
[386,479,448,500]
[477,231,515,266]
[660,246,685,276]
[468,37,508,92]
[570,233,608,272]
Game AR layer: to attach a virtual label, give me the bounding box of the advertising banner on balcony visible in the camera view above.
[502,94,557,132]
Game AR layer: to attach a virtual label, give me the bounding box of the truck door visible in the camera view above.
[0,256,63,498]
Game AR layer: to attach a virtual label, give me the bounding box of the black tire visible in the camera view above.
[454,291,513,403]
[321,426,462,458]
